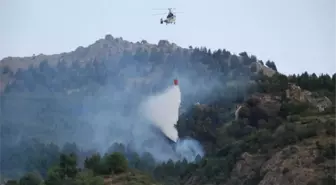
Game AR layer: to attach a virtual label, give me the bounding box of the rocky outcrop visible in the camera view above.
[235,83,333,121]
[254,62,277,77]
[221,136,335,185]
[286,83,332,112]
[258,137,335,185]
[225,152,266,185]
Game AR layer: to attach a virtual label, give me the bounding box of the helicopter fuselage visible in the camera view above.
[161,15,176,25]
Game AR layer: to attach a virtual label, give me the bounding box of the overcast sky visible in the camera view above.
[0,0,335,75]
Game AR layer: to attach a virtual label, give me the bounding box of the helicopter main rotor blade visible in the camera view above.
[152,8,176,10]
[152,13,167,16]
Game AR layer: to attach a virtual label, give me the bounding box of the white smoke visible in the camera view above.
[142,85,181,142]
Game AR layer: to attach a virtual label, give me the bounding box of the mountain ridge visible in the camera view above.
[1,34,334,185]
[0,34,277,93]
[0,35,183,71]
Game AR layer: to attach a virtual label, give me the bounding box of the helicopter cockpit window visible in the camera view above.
[167,13,174,18]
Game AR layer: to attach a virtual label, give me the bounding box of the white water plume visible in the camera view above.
[142,85,181,142]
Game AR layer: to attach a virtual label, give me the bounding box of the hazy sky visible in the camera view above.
[0,0,335,75]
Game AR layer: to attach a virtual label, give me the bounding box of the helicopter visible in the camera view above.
[152,8,182,25]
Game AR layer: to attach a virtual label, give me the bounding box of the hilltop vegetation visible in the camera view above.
[0,35,335,185]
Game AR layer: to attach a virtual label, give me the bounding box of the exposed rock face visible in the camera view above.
[286,83,305,102]
[225,152,266,185]
[258,137,335,185]
[235,83,333,121]
[222,136,335,185]
[254,62,277,77]
[286,83,332,112]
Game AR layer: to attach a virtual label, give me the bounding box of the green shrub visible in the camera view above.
[84,153,102,175]
[325,120,335,136]
[19,172,42,185]
[73,170,104,185]
[244,129,273,153]
[296,125,317,140]
[322,144,336,159]
[287,115,300,122]
[5,180,19,185]
[105,152,128,174]
[281,102,310,115]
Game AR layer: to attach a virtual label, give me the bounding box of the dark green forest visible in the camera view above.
[0,37,335,185]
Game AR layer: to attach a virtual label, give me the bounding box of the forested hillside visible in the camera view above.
[0,35,335,185]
